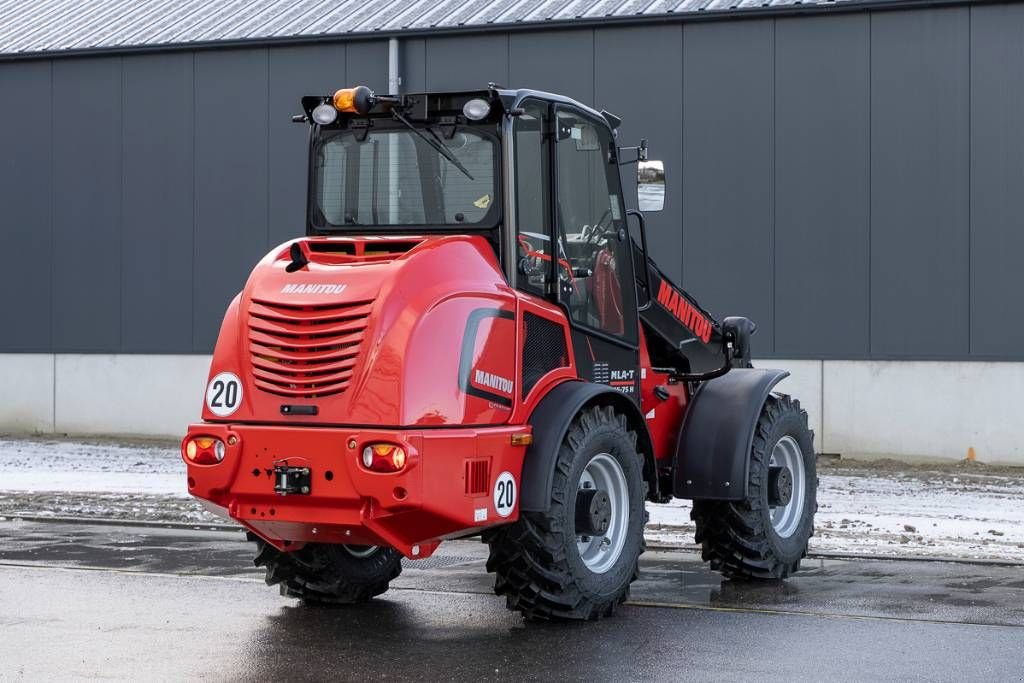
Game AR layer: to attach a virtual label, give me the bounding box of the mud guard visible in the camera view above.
[520,381,658,513]
[674,368,790,501]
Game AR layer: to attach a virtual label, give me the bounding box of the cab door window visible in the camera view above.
[554,108,637,343]
[512,99,552,298]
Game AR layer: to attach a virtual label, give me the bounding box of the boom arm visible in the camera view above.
[636,249,755,379]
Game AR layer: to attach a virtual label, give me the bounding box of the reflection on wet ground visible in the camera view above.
[3,519,1024,627]
[3,519,1024,680]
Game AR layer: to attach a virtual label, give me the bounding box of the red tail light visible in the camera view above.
[184,436,225,465]
[361,443,407,472]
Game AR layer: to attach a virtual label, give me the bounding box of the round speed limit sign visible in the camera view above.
[206,372,243,417]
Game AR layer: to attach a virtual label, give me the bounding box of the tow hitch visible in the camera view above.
[274,462,311,496]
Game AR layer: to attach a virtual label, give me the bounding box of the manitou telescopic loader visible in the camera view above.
[182,85,817,621]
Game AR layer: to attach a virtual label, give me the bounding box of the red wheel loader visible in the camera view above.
[182,85,817,620]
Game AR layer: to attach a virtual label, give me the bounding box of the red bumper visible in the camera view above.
[182,423,530,559]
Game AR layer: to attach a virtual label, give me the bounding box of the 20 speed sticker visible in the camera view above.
[493,471,517,518]
[206,372,242,417]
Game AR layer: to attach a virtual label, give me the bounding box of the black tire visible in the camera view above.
[249,532,402,604]
[484,405,648,621]
[691,394,817,580]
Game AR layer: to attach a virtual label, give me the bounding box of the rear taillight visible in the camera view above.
[361,443,407,472]
[184,436,225,465]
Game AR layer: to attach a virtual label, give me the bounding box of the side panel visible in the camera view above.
[675,368,789,501]
[193,48,270,352]
[682,20,774,353]
[570,332,640,403]
[403,300,517,426]
[595,24,684,284]
[774,14,870,358]
[509,29,595,106]
[345,41,389,93]
[0,60,53,352]
[52,57,122,352]
[969,4,1024,357]
[121,52,195,352]
[870,8,970,357]
[422,34,510,91]
[267,44,347,248]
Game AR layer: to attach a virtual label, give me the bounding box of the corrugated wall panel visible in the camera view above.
[870,8,970,357]
[401,37,427,92]
[594,24,684,284]
[192,48,269,351]
[51,57,122,352]
[0,60,53,352]
[422,34,510,92]
[2,5,1024,361]
[774,14,870,358]
[509,29,594,106]
[682,20,774,353]
[121,52,195,352]
[344,40,388,93]
[969,4,1024,358]
[267,43,346,248]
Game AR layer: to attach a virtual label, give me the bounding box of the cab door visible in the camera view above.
[552,106,640,400]
[510,100,641,401]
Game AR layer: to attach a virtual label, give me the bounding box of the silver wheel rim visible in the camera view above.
[769,435,806,538]
[575,453,629,574]
[342,545,378,559]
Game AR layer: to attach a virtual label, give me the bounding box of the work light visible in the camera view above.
[463,98,490,121]
[311,102,338,125]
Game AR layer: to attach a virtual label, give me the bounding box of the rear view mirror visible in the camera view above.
[637,160,665,212]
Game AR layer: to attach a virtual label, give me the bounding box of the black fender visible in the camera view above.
[520,381,658,513]
[674,368,790,501]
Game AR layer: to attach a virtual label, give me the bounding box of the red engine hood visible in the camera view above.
[203,234,521,428]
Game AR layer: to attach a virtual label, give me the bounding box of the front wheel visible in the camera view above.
[484,405,648,621]
[691,394,817,580]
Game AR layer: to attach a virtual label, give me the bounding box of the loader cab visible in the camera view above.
[300,87,641,398]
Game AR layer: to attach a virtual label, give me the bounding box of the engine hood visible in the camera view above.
[202,234,521,428]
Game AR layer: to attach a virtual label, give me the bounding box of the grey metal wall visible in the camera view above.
[2,3,1023,360]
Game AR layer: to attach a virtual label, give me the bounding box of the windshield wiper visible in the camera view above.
[391,109,474,181]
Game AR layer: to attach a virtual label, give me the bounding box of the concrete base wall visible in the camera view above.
[0,354,211,439]
[0,355,56,433]
[0,354,1020,464]
[822,360,1024,465]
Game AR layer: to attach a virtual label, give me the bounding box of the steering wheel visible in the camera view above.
[582,209,614,246]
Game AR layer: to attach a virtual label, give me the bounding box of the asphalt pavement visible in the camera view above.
[1,519,1023,681]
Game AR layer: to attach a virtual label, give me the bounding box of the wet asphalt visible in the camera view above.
[1,519,1023,681]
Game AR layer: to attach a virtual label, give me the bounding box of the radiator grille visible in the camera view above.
[522,313,569,399]
[247,298,373,399]
[465,459,490,495]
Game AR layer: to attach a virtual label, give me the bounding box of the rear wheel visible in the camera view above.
[249,533,402,604]
[691,394,816,580]
[484,405,648,620]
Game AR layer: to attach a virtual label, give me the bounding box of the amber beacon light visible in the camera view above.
[333,85,376,115]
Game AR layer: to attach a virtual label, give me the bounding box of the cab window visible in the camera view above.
[553,108,636,343]
[512,99,551,298]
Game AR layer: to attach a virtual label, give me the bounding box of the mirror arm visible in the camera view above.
[617,138,648,166]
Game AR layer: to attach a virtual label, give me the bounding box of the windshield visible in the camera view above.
[312,127,499,229]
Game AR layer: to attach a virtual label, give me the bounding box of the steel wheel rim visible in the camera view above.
[342,545,379,559]
[575,453,629,574]
[769,435,806,538]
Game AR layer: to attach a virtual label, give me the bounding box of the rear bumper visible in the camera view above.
[182,423,530,558]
